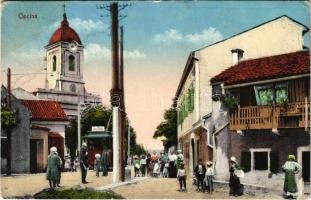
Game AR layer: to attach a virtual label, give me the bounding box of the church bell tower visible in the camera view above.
[45,10,85,94]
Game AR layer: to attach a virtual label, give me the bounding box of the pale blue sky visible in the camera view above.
[1,1,309,149]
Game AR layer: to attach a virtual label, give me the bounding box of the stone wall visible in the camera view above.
[11,99,31,173]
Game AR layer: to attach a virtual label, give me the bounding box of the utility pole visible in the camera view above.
[119,25,125,181]
[77,93,81,156]
[110,2,121,184]
[7,68,12,175]
[127,121,130,160]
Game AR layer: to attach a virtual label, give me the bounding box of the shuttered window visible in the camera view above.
[270,151,279,173]
[241,151,251,172]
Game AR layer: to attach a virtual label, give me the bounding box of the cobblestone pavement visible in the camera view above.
[0,171,293,199]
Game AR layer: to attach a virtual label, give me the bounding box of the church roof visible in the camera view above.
[49,13,82,45]
[21,100,68,121]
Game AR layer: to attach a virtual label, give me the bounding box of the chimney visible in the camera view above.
[231,48,244,65]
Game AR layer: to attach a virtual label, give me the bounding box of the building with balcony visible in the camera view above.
[174,15,309,176]
[211,50,310,188]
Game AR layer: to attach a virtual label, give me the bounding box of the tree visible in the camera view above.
[65,118,78,158]
[65,106,146,157]
[153,107,177,150]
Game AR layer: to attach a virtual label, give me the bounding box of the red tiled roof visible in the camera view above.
[211,51,310,85]
[21,100,68,121]
[31,124,50,131]
[48,132,63,138]
[49,14,81,45]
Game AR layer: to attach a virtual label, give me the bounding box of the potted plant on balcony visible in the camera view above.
[223,95,239,110]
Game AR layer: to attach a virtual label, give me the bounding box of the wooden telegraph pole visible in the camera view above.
[7,68,12,175]
[110,2,122,183]
[119,26,125,181]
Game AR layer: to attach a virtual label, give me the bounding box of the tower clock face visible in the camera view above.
[69,42,78,52]
[70,84,76,92]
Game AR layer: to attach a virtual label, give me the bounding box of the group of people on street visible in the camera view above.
[46,143,304,199]
[192,159,214,193]
[46,142,111,188]
[132,150,184,178]
[94,149,110,177]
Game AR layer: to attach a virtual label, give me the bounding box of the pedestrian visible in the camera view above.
[127,155,132,166]
[74,157,79,172]
[94,153,101,177]
[176,150,184,172]
[177,163,187,192]
[151,151,159,162]
[101,149,109,176]
[146,154,152,176]
[46,147,61,189]
[153,161,160,177]
[134,155,141,177]
[229,156,243,197]
[282,154,302,199]
[194,159,206,192]
[163,161,169,178]
[205,161,214,194]
[168,150,177,178]
[70,158,74,172]
[140,155,147,177]
[80,143,89,184]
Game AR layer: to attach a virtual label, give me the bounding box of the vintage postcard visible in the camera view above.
[1,1,310,199]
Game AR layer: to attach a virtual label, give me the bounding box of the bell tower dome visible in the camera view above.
[45,10,84,94]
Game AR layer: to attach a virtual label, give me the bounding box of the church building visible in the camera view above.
[34,11,102,117]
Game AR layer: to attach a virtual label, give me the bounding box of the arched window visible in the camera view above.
[52,56,57,71]
[69,55,75,71]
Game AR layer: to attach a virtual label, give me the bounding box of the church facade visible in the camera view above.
[34,12,102,117]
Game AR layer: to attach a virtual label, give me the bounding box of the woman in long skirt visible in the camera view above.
[282,154,302,199]
[229,156,242,196]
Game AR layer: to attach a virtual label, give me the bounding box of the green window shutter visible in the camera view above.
[184,96,188,117]
[187,89,191,112]
[191,86,195,111]
[241,151,251,172]
[270,151,279,173]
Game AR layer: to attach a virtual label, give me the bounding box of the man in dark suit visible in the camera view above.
[80,143,89,184]
[194,159,206,192]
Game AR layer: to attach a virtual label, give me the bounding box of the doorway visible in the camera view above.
[302,151,310,182]
[30,139,38,173]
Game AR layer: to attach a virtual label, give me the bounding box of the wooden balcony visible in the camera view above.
[229,102,310,131]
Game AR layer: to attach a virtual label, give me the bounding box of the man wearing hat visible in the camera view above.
[282,154,302,199]
[80,142,89,184]
[205,161,214,193]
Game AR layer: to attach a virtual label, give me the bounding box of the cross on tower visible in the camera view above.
[62,3,66,14]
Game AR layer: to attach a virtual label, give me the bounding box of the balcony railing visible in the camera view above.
[229,102,310,131]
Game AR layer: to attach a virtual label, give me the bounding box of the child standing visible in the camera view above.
[134,156,141,177]
[94,154,101,177]
[153,161,160,177]
[177,163,187,192]
[163,162,169,178]
[205,161,214,193]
